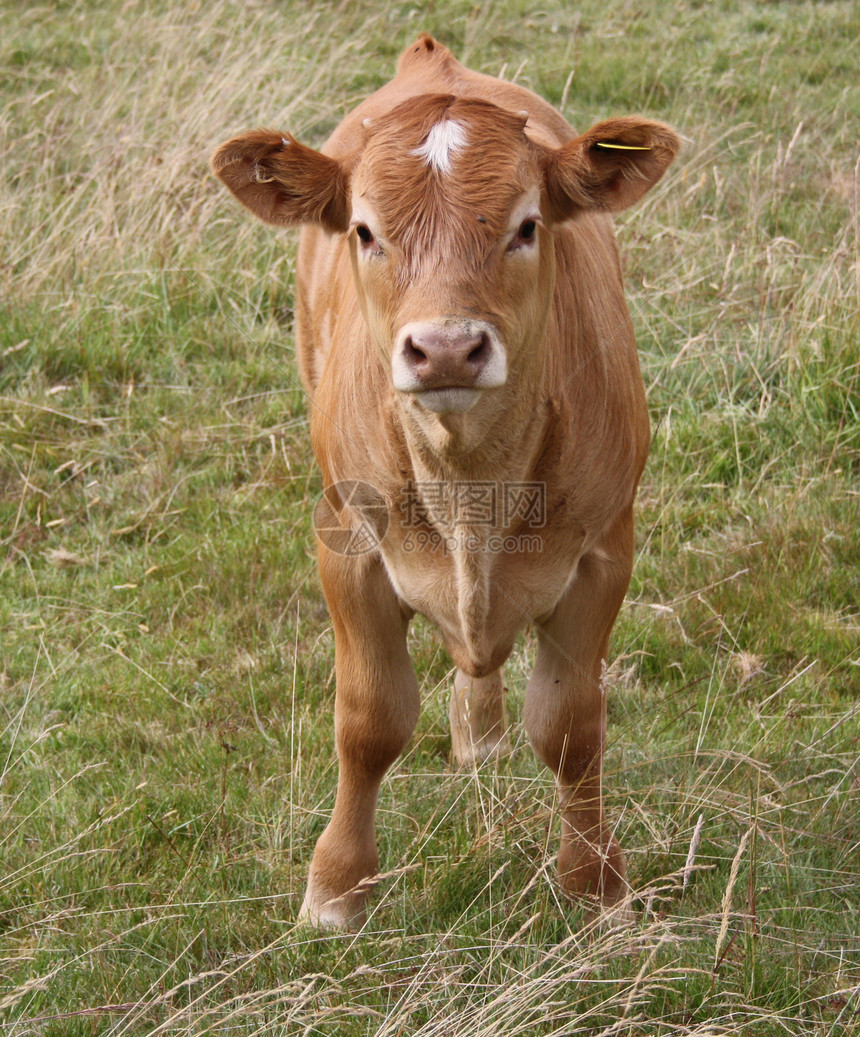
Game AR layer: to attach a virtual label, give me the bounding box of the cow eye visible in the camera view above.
[508,218,539,252]
[355,224,385,257]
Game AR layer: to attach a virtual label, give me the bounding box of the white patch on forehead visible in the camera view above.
[412,119,468,175]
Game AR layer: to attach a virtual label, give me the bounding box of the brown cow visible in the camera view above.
[213,34,679,927]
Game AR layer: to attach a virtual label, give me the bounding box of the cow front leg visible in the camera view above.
[299,548,418,928]
[449,668,510,767]
[524,513,634,912]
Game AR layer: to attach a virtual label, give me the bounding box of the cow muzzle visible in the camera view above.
[391,320,507,414]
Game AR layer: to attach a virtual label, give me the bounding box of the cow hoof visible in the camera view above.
[450,730,511,769]
[594,893,636,930]
[558,835,628,908]
[566,887,636,933]
[298,886,367,930]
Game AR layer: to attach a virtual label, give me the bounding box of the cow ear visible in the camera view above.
[211,130,350,233]
[544,117,680,221]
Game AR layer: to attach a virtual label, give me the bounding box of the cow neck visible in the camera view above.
[390,393,561,674]
[398,390,552,489]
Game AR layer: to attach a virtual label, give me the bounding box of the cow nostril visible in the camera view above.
[467,333,490,366]
[404,336,427,363]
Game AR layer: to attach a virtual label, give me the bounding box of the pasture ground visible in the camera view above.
[1,1,858,1033]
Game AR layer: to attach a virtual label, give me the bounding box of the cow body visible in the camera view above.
[213,35,679,927]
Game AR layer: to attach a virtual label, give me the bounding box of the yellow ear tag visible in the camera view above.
[594,141,652,151]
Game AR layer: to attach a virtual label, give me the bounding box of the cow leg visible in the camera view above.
[449,668,510,767]
[524,511,634,911]
[299,547,419,928]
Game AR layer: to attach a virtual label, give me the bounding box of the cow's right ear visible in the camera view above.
[211,130,351,233]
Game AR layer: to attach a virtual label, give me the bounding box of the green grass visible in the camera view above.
[1,0,858,1033]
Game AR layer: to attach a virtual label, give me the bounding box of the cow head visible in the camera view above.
[212,96,678,420]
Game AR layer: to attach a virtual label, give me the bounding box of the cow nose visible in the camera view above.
[391,320,508,402]
[401,327,491,389]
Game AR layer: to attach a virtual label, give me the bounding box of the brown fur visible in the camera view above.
[212,35,680,927]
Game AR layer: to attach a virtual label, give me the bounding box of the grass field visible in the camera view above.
[1,0,858,1033]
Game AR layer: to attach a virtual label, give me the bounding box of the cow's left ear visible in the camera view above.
[543,117,680,221]
[211,130,351,233]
